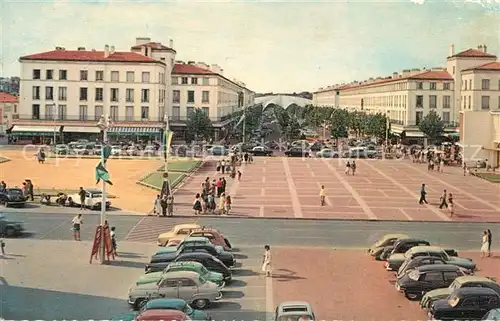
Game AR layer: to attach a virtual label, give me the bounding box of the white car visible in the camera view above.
[111,146,122,156]
[67,188,111,210]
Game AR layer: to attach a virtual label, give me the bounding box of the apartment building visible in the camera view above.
[11,37,254,142]
[0,92,18,135]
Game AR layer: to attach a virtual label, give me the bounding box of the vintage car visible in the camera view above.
[158,224,202,247]
[421,276,500,310]
[397,256,448,278]
[316,148,340,158]
[128,271,222,310]
[170,228,232,251]
[482,308,500,320]
[137,261,225,287]
[250,146,273,157]
[275,301,315,321]
[150,241,234,267]
[385,246,473,272]
[284,147,309,157]
[175,252,232,282]
[368,234,408,257]
[0,212,25,237]
[111,298,207,321]
[395,264,466,300]
[428,288,500,321]
[377,238,430,261]
[135,309,191,321]
[67,188,111,210]
[0,188,27,208]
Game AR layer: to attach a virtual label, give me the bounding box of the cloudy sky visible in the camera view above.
[1,0,499,93]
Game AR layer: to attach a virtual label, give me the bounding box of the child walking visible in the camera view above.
[224,195,232,215]
[153,195,162,216]
[193,193,202,215]
[166,195,174,216]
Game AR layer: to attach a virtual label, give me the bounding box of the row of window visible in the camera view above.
[415,111,451,123]
[32,69,161,84]
[461,95,500,110]
[172,77,210,86]
[462,79,500,91]
[416,95,452,109]
[415,82,451,91]
[32,86,151,103]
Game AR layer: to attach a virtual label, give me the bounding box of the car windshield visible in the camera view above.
[8,189,22,196]
[441,251,450,260]
[373,237,389,247]
[404,250,413,258]
[91,193,102,198]
[449,280,460,290]
[448,296,459,307]
[199,276,206,284]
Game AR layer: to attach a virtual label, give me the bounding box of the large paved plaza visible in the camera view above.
[172,157,500,222]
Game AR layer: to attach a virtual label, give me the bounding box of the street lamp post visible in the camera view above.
[96,114,111,264]
[321,121,330,140]
[164,112,170,173]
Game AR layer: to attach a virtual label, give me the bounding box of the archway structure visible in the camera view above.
[255,95,312,112]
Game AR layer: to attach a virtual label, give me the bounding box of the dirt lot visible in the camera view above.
[0,150,161,213]
[272,247,500,321]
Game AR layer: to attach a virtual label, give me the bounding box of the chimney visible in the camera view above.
[77,47,85,51]
[483,44,487,53]
[392,72,398,79]
[169,39,174,48]
[104,45,110,58]
[110,46,115,55]
[135,37,151,46]
[478,45,483,51]
[450,44,455,56]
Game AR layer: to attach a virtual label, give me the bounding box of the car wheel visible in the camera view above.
[405,291,422,301]
[5,227,15,237]
[193,299,209,309]
[135,298,146,310]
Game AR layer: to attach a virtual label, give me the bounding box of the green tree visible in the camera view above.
[185,108,213,142]
[418,110,445,141]
[348,110,368,137]
[329,108,349,143]
[364,113,389,141]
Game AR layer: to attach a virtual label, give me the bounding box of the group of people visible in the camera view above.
[419,184,455,216]
[194,176,232,215]
[71,214,117,256]
[344,161,357,175]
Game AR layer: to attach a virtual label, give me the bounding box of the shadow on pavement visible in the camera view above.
[220,290,244,299]
[0,285,128,319]
[225,279,247,287]
[272,268,306,282]
[116,252,146,259]
[108,260,146,269]
[232,269,260,277]
[233,253,248,259]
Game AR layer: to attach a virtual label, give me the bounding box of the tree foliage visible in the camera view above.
[418,110,444,140]
[185,108,213,142]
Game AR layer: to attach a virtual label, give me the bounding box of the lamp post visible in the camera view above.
[96,114,111,264]
[321,121,330,140]
[163,112,170,173]
[385,117,390,146]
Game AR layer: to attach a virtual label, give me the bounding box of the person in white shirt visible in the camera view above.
[71,214,83,241]
[110,226,117,256]
[261,245,272,277]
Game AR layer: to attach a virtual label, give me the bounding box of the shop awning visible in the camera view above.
[108,126,161,136]
[11,125,61,136]
[63,126,101,133]
[444,132,460,138]
[405,132,425,138]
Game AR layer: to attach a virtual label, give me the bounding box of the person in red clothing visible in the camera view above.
[216,178,223,197]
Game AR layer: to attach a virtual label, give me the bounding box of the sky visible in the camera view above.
[1,0,499,93]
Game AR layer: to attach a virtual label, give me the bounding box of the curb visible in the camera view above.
[136,173,186,191]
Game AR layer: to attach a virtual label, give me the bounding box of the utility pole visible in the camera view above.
[164,112,170,173]
[97,115,110,264]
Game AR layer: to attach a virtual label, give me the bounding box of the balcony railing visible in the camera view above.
[390,119,459,128]
[12,114,234,124]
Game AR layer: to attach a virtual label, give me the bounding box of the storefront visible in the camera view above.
[62,126,102,143]
[9,125,61,144]
[108,126,161,143]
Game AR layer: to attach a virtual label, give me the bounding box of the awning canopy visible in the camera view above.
[405,132,425,138]
[63,126,101,133]
[11,125,60,136]
[108,126,161,136]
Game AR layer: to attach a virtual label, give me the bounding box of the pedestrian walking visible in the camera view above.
[419,184,428,204]
[193,193,202,215]
[216,178,223,197]
[221,177,227,194]
[481,231,489,258]
[487,229,492,257]
[224,195,232,215]
[319,185,325,206]
[160,195,168,216]
[439,189,448,209]
[439,158,445,173]
[463,161,467,176]
[110,226,117,256]
[153,195,161,216]
[166,195,174,217]
[72,213,83,241]
[448,193,454,217]
[237,170,242,181]
[261,245,272,277]
[78,187,86,210]
[219,192,225,215]
[0,239,5,255]
[216,160,221,173]
[207,193,215,213]
[221,159,226,174]
[345,161,351,175]
[351,161,357,176]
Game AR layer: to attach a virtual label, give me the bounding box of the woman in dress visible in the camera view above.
[71,214,83,241]
[224,195,232,215]
[448,193,454,217]
[193,193,202,215]
[345,161,351,175]
[219,192,225,215]
[262,245,272,277]
[481,231,489,258]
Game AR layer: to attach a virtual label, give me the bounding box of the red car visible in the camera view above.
[136,309,191,321]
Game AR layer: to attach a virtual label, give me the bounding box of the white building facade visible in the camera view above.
[0,92,19,135]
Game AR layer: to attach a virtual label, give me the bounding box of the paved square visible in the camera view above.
[172,158,500,222]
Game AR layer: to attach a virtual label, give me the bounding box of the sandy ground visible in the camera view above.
[0,150,161,213]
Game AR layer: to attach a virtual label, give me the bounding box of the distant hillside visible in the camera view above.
[255,92,312,100]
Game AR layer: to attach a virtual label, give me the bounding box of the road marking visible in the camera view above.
[316,182,332,207]
[282,158,303,218]
[323,160,377,219]
[402,163,500,212]
[259,205,265,217]
[260,188,265,197]
[262,167,266,173]
[262,176,266,183]
[399,208,414,220]
[362,161,451,221]
[266,273,274,313]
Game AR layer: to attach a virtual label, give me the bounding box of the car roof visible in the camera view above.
[145,298,186,310]
[415,264,460,272]
[397,238,429,244]
[278,301,313,314]
[168,261,203,268]
[455,276,497,284]
[184,237,209,242]
[177,252,214,259]
[136,309,188,321]
[380,234,409,240]
[162,270,199,278]
[453,287,499,297]
[408,246,444,254]
[191,228,218,233]
[175,224,201,230]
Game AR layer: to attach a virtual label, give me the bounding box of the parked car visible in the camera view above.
[0,213,25,237]
[343,147,377,158]
[385,246,469,272]
[142,299,207,320]
[421,276,500,310]
[396,264,466,300]
[126,146,141,156]
[482,308,500,320]
[284,147,309,157]
[0,188,27,207]
[429,288,500,321]
[397,256,448,278]
[250,146,273,156]
[368,234,408,257]
[150,242,235,268]
[111,146,122,156]
[315,148,340,158]
[207,146,228,156]
[54,144,69,155]
[67,188,111,210]
[135,309,191,321]
[181,228,232,251]
[94,144,102,155]
[174,252,232,282]
[137,261,224,287]
[128,271,222,310]
[275,301,315,321]
[157,224,202,247]
[377,238,430,261]
[143,145,157,156]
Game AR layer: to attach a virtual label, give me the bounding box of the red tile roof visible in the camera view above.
[130,42,176,52]
[172,63,215,75]
[19,50,162,64]
[449,49,496,58]
[332,70,453,91]
[0,92,18,103]
[463,61,500,71]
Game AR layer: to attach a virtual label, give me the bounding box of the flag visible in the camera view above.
[95,161,113,185]
[164,129,173,160]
